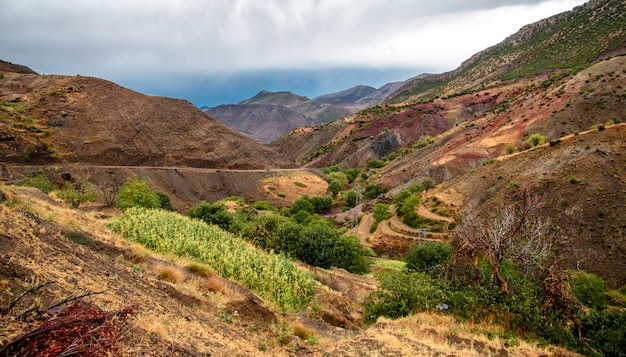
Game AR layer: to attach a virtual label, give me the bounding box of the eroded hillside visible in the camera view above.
[0,72,294,169]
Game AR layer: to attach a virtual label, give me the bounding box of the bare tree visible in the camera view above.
[453,186,552,296]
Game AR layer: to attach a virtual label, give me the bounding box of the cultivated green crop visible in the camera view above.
[109,207,315,312]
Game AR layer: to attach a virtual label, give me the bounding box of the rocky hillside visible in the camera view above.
[389,0,626,103]
[205,91,352,144]
[0,70,294,169]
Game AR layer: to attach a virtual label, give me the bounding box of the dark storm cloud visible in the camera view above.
[0,0,587,105]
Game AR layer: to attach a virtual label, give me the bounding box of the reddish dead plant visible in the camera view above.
[0,301,136,356]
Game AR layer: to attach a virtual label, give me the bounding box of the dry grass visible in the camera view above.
[157,266,185,283]
[186,261,214,277]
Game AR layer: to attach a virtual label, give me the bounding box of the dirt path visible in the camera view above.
[416,205,454,223]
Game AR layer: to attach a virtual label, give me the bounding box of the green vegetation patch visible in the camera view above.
[109,208,315,311]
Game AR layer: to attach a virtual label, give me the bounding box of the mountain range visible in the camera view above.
[203,81,403,143]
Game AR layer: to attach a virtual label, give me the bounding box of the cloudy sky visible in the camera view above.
[2,0,587,107]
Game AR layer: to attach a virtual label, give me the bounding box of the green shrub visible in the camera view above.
[364,271,445,323]
[366,159,386,169]
[570,271,606,309]
[569,177,580,184]
[404,242,451,273]
[252,200,276,211]
[579,311,626,357]
[294,181,307,188]
[186,201,233,232]
[527,133,546,147]
[57,181,98,208]
[116,175,161,211]
[156,191,174,211]
[309,195,333,213]
[343,168,361,184]
[17,170,55,193]
[320,165,340,175]
[363,184,388,199]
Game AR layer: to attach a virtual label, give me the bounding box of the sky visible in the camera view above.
[1,0,588,107]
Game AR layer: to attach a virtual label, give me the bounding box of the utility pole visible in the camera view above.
[352,184,360,234]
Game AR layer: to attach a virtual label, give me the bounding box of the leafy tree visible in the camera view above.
[334,235,370,274]
[271,218,305,258]
[327,180,343,197]
[342,190,358,207]
[326,172,348,188]
[116,175,161,210]
[309,195,333,213]
[372,203,392,223]
[393,189,412,205]
[421,178,436,193]
[289,195,315,215]
[343,168,361,184]
[186,201,233,232]
[404,242,451,273]
[397,194,420,217]
[299,224,339,269]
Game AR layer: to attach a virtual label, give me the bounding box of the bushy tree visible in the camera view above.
[343,168,361,184]
[328,180,343,197]
[309,195,333,213]
[421,178,436,194]
[343,190,358,207]
[289,195,315,215]
[327,171,348,188]
[116,175,161,210]
[186,201,233,231]
[271,218,305,258]
[299,224,339,269]
[397,193,420,217]
[372,203,392,223]
[528,133,546,147]
[334,235,371,274]
[404,242,451,273]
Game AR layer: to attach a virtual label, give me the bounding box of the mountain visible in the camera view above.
[314,82,406,112]
[0,69,294,169]
[204,91,352,144]
[388,0,626,103]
